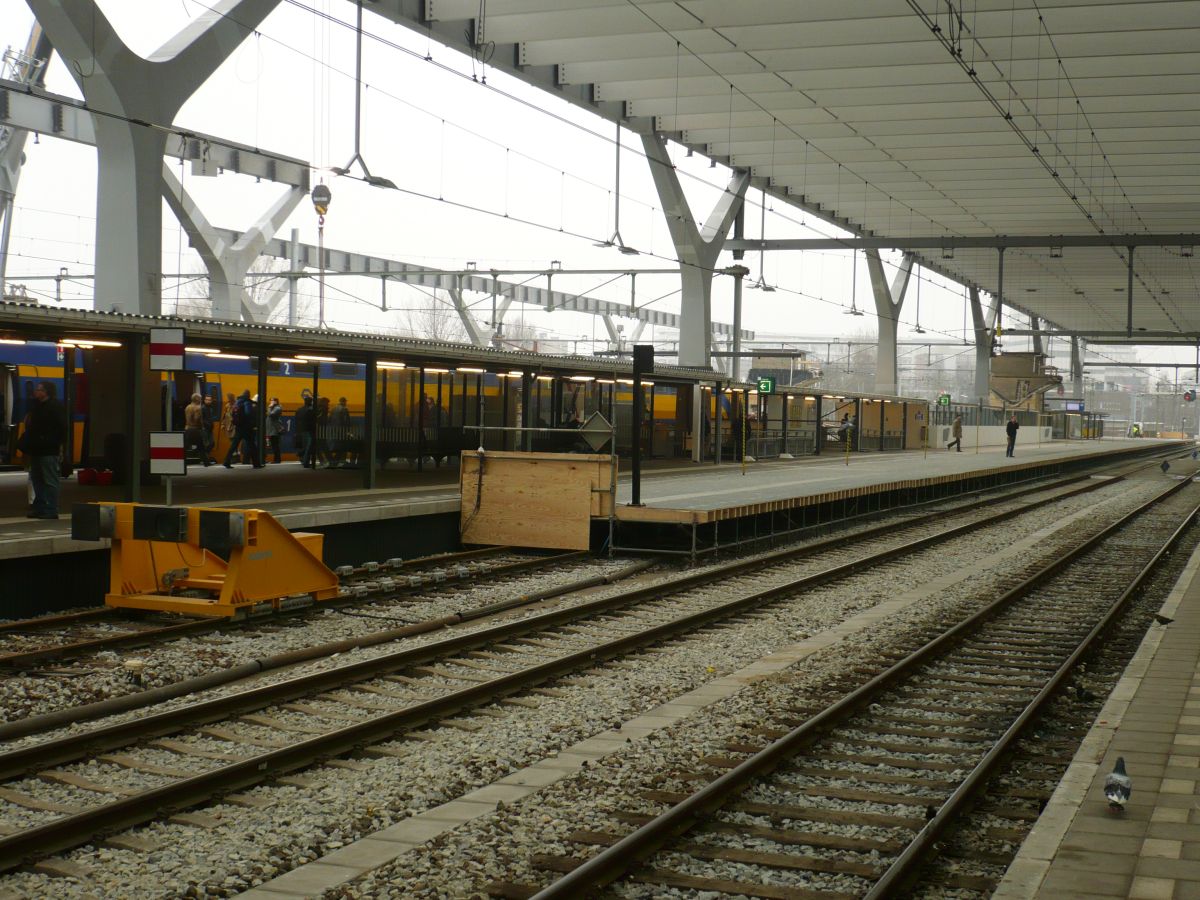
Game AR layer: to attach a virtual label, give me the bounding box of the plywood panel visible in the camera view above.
[460,451,614,551]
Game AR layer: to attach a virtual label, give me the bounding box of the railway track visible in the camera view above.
[0,547,579,669]
[0,462,1182,874]
[0,449,1180,677]
[514,474,1200,899]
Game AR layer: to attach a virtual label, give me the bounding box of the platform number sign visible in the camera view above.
[756,376,776,394]
[937,393,952,407]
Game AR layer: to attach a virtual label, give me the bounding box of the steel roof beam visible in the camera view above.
[208,227,753,340]
[728,234,1200,252]
[0,78,310,189]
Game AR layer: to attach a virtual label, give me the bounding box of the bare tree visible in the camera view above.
[397,290,470,343]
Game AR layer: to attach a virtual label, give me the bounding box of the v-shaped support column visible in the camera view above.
[864,251,914,395]
[449,279,494,348]
[162,165,303,321]
[641,134,749,368]
[968,287,1000,401]
[29,0,282,314]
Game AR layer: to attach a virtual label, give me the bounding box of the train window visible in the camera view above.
[331,362,359,377]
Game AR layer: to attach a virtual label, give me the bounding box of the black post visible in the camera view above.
[417,366,425,471]
[815,394,823,455]
[311,364,320,471]
[363,355,377,488]
[879,399,885,451]
[62,347,75,478]
[256,355,268,464]
[520,372,533,452]
[630,344,653,506]
[714,382,723,464]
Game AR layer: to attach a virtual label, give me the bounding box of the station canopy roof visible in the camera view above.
[0,301,713,384]
[382,1,1200,342]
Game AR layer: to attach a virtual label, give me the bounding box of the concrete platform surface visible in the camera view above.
[0,439,1184,559]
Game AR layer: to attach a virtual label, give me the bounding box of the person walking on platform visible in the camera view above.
[295,396,316,468]
[329,396,350,467]
[183,393,211,466]
[266,397,285,464]
[223,390,261,468]
[201,394,218,464]
[20,380,65,519]
[1006,413,1020,458]
[947,414,963,452]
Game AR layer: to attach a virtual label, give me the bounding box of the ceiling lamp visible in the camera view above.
[297,354,338,362]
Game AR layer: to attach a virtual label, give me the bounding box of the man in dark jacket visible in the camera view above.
[295,396,316,468]
[23,381,66,519]
[223,389,262,468]
[1006,413,1020,457]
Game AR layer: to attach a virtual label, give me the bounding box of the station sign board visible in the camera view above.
[149,327,186,371]
[149,432,186,476]
[937,393,951,406]
[756,376,776,394]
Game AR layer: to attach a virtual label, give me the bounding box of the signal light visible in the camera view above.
[1185,390,1195,402]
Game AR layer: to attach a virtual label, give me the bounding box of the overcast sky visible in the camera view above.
[2,0,1196,381]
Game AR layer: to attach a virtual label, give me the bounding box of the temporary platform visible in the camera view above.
[604,439,1194,556]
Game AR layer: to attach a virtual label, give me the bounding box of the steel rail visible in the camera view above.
[0,472,1151,870]
[529,474,1198,898]
[0,608,118,635]
[0,551,586,670]
[0,558,656,745]
[868,493,1200,897]
[0,472,1121,780]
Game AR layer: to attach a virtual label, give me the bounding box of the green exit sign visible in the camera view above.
[756,376,776,394]
[937,393,951,406]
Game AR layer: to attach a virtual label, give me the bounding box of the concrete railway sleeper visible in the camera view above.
[520,475,1200,899]
[0,468,1185,874]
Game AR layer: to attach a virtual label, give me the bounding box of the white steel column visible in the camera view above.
[641,134,749,369]
[1029,314,1045,357]
[28,0,282,314]
[0,25,51,300]
[162,165,303,320]
[448,278,493,347]
[968,287,1000,401]
[1070,336,1085,397]
[864,250,914,395]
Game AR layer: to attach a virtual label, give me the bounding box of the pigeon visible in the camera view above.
[1105,757,1132,812]
[1154,614,1174,626]
[1161,460,1171,473]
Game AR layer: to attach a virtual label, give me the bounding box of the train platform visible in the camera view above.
[0,438,1185,562]
[995,533,1200,899]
